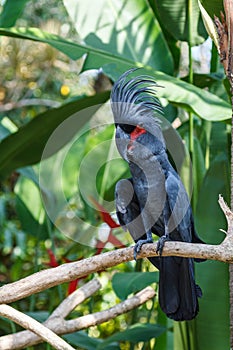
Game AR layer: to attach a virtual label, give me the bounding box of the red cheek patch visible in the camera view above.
[130,125,146,140]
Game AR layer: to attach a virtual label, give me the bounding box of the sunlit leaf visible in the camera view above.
[0,28,231,123]
[103,66,231,122]
[198,0,219,49]
[63,0,174,74]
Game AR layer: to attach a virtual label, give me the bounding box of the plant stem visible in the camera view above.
[187,0,195,211]
[230,76,233,349]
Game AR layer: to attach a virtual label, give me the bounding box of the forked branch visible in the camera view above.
[0,280,155,350]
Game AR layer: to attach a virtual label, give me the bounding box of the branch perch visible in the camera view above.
[0,195,232,349]
[0,243,204,302]
[0,194,233,305]
[0,239,231,304]
[0,284,155,350]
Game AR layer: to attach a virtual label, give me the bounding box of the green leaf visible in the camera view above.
[198,0,219,48]
[194,154,230,349]
[112,272,159,300]
[0,27,135,67]
[148,0,181,73]
[62,331,108,350]
[192,136,206,203]
[81,124,129,204]
[98,323,166,348]
[0,0,29,27]
[154,0,207,45]
[199,0,224,19]
[141,70,231,122]
[0,92,110,178]
[25,311,49,323]
[15,172,49,240]
[63,0,174,74]
[0,27,231,124]
[103,66,232,122]
[156,306,174,350]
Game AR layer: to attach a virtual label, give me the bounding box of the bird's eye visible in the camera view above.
[119,124,136,134]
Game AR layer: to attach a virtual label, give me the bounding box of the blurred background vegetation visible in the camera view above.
[0,0,231,349]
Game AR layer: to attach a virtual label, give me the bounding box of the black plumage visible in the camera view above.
[111,69,205,321]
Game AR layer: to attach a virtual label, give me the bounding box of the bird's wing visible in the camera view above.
[165,169,192,242]
[115,178,160,269]
[115,179,145,241]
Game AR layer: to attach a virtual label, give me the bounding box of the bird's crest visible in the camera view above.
[110,68,164,124]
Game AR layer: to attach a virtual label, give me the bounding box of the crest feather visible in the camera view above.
[110,69,164,123]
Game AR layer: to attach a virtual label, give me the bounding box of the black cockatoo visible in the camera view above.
[111,69,205,321]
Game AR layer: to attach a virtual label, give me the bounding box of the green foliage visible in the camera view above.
[0,0,231,349]
[0,0,29,27]
[0,92,110,178]
[99,323,166,347]
[63,0,174,74]
[112,272,159,300]
[154,0,208,45]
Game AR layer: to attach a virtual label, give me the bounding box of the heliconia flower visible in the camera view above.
[89,197,120,228]
[108,230,126,248]
[67,279,78,294]
[46,249,59,267]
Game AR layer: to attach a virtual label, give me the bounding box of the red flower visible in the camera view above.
[89,197,126,251]
[90,197,120,228]
[46,249,59,267]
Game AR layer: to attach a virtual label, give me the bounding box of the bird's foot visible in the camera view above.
[156,235,169,256]
[133,231,153,260]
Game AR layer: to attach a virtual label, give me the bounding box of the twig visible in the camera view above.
[219,194,233,234]
[0,304,75,350]
[0,286,155,350]
[0,99,61,112]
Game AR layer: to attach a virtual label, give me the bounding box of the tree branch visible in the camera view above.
[0,237,231,305]
[0,99,60,112]
[0,284,155,350]
[0,304,75,350]
[0,196,231,303]
[0,215,232,305]
[0,195,232,348]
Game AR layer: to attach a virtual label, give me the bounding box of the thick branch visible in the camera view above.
[0,286,155,350]
[0,238,232,305]
[0,196,231,304]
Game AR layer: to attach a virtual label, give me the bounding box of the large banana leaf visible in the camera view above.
[155,0,207,45]
[0,28,231,122]
[0,92,110,178]
[63,0,174,74]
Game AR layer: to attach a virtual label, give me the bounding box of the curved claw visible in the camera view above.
[156,235,169,256]
[133,237,153,261]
